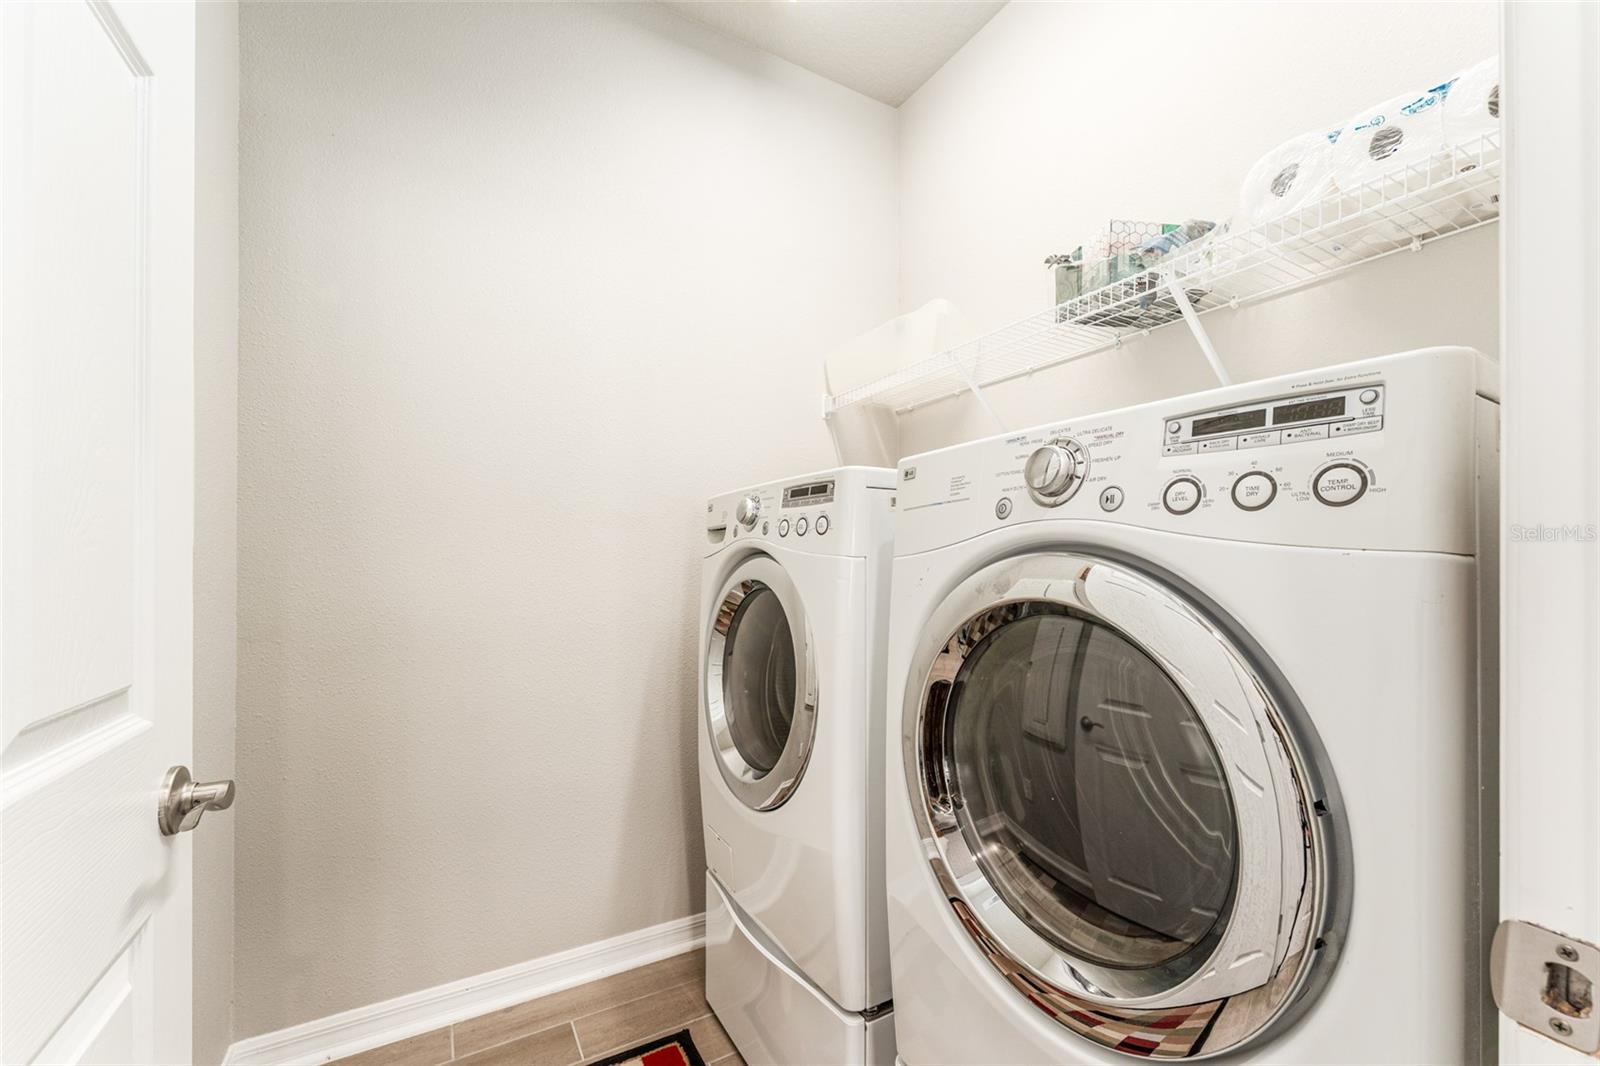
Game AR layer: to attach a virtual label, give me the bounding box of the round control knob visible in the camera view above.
[1162,476,1203,516]
[1231,471,1278,512]
[735,496,761,529]
[1025,444,1076,496]
[1312,462,1369,507]
[1024,439,1087,506]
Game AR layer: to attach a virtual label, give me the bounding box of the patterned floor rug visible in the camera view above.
[589,1028,706,1066]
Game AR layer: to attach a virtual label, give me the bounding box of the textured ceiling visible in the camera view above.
[662,1,1007,106]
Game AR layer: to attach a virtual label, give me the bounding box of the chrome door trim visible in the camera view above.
[903,550,1343,1058]
[706,555,817,811]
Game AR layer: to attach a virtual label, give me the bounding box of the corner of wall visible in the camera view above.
[194,1,241,1062]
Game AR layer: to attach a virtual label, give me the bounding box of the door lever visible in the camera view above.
[158,765,236,836]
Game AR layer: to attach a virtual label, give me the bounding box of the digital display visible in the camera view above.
[1191,409,1267,437]
[783,481,835,507]
[1273,396,1346,425]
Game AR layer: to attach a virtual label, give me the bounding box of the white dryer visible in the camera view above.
[884,348,1499,1063]
[700,467,897,1065]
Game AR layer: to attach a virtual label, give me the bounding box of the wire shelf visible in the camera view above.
[825,131,1502,416]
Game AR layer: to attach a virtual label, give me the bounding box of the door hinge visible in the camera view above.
[1491,919,1599,1055]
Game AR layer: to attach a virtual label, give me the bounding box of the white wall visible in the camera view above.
[235,1,897,1039]
[895,1,1500,453]
[194,2,239,1062]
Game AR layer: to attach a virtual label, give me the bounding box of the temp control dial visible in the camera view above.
[1312,462,1369,507]
[735,495,761,529]
[1024,438,1089,506]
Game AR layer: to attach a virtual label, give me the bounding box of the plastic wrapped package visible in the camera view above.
[1136,219,1216,265]
[1237,129,1341,226]
[1431,56,1503,229]
[1330,84,1453,193]
[1442,55,1500,144]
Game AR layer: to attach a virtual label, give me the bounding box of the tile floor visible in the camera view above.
[331,949,742,1066]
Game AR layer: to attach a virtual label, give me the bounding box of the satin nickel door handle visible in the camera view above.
[158,765,235,836]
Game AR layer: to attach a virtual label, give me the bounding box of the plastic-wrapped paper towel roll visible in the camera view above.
[1434,56,1502,228]
[1331,84,1452,192]
[1442,55,1500,143]
[1237,129,1340,226]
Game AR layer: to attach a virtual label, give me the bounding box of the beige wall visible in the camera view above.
[195,2,239,1062]
[234,1,897,1039]
[231,0,1502,1044]
[894,1,1500,452]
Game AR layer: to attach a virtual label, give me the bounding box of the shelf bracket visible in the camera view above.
[953,354,1004,433]
[1164,276,1232,386]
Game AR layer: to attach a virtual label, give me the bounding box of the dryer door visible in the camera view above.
[707,555,818,811]
[904,552,1343,1059]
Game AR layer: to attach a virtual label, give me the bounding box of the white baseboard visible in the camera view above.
[221,912,706,1066]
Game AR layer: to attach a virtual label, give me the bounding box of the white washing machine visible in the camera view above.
[700,466,898,1065]
[884,348,1499,1064]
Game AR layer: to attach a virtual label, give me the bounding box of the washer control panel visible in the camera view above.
[778,479,830,538]
[1162,382,1385,456]
[705,467,894,559]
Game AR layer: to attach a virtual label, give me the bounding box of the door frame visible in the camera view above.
[1499,3,1600,1061]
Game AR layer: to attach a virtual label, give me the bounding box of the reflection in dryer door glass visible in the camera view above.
[947,607,1237,969]
[722,587,797,774]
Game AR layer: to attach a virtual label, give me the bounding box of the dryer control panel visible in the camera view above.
[892,347,1497,557]
[1161,383,1386,456]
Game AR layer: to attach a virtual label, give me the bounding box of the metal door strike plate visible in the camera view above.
[1492,919,1599,1055]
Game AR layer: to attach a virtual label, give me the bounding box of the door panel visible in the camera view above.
[2,2,195,1062]
[1,0,141,737]
[32,932,152,1065]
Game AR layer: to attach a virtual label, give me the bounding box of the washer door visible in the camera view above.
[707,556,818,811]
[905,552,1340,1059]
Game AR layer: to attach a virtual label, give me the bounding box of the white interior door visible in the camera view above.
[1070,625,1232,940]
[1499,3,1600,1062]
[2,2,197,1063]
